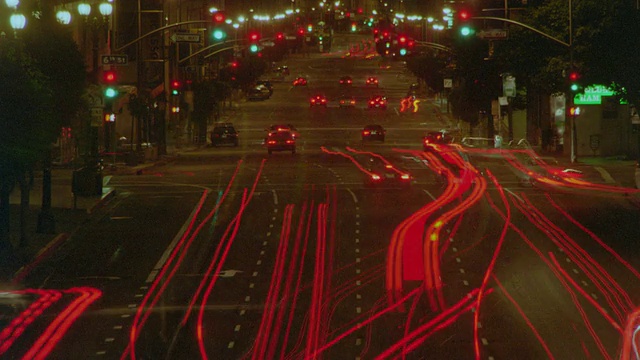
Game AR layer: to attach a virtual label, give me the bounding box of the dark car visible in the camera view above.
[266,124,299,139]
[423,131,453,150]
[310,94,328,107]
[339,76,353,86]
[256,80,274,95]
[247,86,270,101]
[366,76,379,87]
[367,95,387,109]
[211,123,239,147]
[365,163,411,188]
[266,130,296,154]
[362,124,386,142]
[338,95,356,108]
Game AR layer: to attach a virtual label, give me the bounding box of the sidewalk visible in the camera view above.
[4,147,186,282]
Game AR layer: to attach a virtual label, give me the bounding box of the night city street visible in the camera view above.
[2,1,640,359]
[3,33,640,359]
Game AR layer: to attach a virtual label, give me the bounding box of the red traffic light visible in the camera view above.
[103,70,116,83]
[399,35,407,43]
[298,28,304,35]
[171,80,182,89]
[249,32,260,41]
[569,71,580,81]
[276,32,284,40]
[458,10,471,20]
[212,11,225,23]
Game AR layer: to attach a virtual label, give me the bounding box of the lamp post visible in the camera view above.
[77,2,112,185]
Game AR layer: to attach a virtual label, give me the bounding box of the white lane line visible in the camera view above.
[356,257,361,262]
[228,342,235,349]
[146,197,203,283]
[356,280,362,286]
[459,269,465,273]
[252,272,258,277]
[257,260,262,265]
[272,189,278,205]
[263,241,268,246]
[572,268,579,274]
[456,258,461,263]
[422,189,437,201]
[591,293,598,299]
[504,188,524,203]
[96,351,106,355]
[594,166,616,184]
[245,296,251,302]
[121,314,130,318]
[356,294,362,299]
[249,283,255,288]
[347,188,358,203]
[113,325,123,330]
[481,338,489,346]
[356,307,362,314]
[105,338,115,342]
[234,325,241,332]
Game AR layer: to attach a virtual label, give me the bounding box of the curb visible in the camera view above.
[12,232,69,285]
[87,188,117,215]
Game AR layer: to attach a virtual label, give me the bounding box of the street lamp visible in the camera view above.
[56,10,72,25]
[5,0,19,9]
[9,13,26,37]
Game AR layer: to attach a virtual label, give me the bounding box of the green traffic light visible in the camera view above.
[105,87,117,98]
[171,89,179,96]
[213,29,226,41]
[249,44,259,53]
[460,26,473,36]
[570,83,579,92]
[399,48,407,56]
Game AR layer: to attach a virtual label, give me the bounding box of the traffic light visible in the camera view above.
[398,35,408,56]
[212,11,225,23]
[248,31,260,53]
[249,31,260,42]
[212,28,226,41]
[568,106,581,117]
[276,32,284,41]
[456,8,475,37]
[102,70,118,100]
[569,70,581,92]
[170,80,182,96]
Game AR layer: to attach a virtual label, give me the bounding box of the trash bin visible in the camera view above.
[72,165,103,196]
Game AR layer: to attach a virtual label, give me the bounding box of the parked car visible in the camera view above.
[256,80,274,95]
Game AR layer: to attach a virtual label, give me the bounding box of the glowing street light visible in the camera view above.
[56,10,72,25]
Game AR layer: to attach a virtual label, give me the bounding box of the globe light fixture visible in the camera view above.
[99,2,113,17]
[56,10,72,25]
[10,13,26,30]
[78,3,91,17]
[5,0,19,9]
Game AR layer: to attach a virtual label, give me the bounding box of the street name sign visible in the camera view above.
[101,55,128,65]
[477,29,508,40]
[171,33,201,43]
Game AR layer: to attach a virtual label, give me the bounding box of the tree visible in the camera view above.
[0,40,53,268]
[191,80,230,144]
[21,9,87,234]
[405,52,448,94]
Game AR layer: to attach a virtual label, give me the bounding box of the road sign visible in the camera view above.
[171,33,201,43]
[90,107,103,127]
[477,29,508,40]
[101,55,128,65]
[444,78,452,89]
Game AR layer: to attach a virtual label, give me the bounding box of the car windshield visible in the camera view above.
[7,22,640,360]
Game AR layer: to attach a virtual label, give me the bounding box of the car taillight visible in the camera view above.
[371,174,381,180]
[350,100,355,104]
[321,99,326,102]
[370,101,374,104]
[385,164,393,169]
[424,139,430,144]
[363,131,370,135]
[348,80,352,83]
[268,140,276,144]
[401,174,410,180]
[285,140,294,144]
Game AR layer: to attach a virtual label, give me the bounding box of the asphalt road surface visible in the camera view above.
[5,34,640,360]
